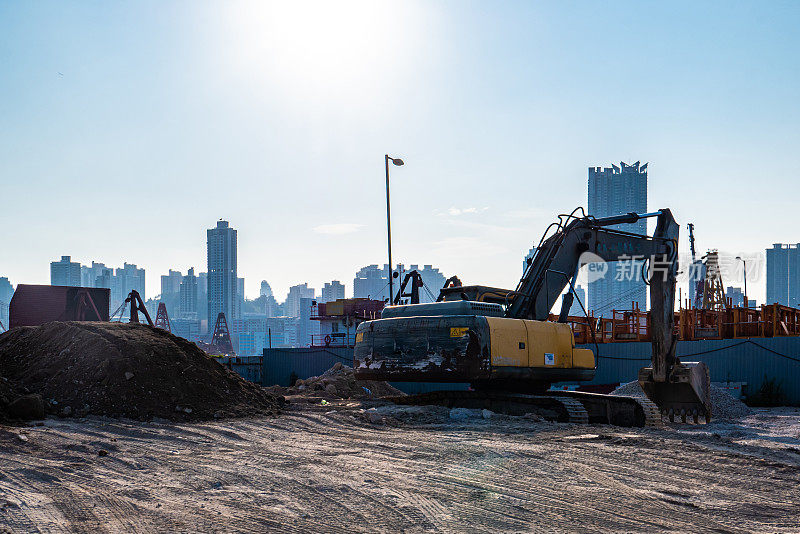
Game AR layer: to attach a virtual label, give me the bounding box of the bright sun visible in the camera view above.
[221,0,420,102]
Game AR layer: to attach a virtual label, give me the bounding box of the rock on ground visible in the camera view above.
[0,321,283,422]
[611,380,752,420]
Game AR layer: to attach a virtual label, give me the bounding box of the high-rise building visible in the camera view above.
[236,277,245,323]
[726,286,745,308]
[179,268,198,317]
[353,264,447,303]
[523,247,536,275]
[260,280,273,298]
[286,283,315,317]
[161,270,183,297]
[587,161,648,315]
[207,220,238,325]
[766,244,800,307]
[81,262,110,288]
[0,277,13,330]
[566,284,586,316]
[112,263,145,309]
[172,317,201,342]
[321,281,345,303]
[297,296,318,346]
[353,265,388,302]
[50,256,81,287]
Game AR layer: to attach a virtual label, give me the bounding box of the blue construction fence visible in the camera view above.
[261,347,468,395]
[218,355,263,384]
[230,337,800,403]
[577,337,800,404]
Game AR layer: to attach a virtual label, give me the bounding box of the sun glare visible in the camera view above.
[222,0,419,103]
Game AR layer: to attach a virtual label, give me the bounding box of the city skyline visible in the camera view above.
[3,2,799,306]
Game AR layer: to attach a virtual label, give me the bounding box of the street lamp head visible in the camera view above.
[390,157,404,166]
[736,256,743,261]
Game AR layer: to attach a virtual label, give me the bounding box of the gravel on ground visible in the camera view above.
[611,380,753,420]
[1,402,798,532]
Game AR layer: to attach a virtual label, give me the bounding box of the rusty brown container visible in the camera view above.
[9,285,110,328]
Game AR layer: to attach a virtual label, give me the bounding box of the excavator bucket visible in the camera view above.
[638,362,711,423]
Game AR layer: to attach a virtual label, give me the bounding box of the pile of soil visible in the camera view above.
[611,381,752,420]
[281,362,405,400]
[0,376,45,423]
[0,322,283,422]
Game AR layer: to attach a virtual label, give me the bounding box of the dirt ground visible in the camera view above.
[1,401,799,533]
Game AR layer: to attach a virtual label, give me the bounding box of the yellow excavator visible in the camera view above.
[353,208,711,426]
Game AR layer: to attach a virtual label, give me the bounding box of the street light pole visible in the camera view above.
[385,154,404,305]
[736,256,747,307]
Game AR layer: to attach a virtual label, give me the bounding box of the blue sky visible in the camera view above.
[1,1,798,303]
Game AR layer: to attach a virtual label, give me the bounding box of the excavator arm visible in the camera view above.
[507,210,677,323]
[509,209,710,421]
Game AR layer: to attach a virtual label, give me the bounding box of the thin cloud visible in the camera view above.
[312,223,365,235]
[437,206,489,216]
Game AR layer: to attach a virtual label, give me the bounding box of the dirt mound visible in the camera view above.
[0,322,282,422]
[611,381,752,420]
[286,362,405,400]
[1,377,45,424]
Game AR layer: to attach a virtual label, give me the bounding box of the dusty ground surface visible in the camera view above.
[1,401,799,533]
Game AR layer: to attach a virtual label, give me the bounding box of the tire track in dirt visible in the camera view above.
[3,408,800,532]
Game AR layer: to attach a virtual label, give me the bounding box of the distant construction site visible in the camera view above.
[2,206,800,532]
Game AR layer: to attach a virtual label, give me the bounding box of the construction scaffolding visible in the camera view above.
[561,303,800,344]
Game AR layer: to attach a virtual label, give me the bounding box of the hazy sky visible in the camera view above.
[2,1,798,304]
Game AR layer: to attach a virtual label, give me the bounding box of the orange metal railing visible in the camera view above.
[557,303,800,343]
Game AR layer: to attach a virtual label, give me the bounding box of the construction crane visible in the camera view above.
[154,303,171,332]
[688,223,705,309]
[110,290,154,326]
[354,208,711,424]
[210,312,234,355]
[700,250,728,311]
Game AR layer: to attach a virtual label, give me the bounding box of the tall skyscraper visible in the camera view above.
[81,262,109,288]
[50,256,81,286]
[354,265,388,302]
[112,263,145,308]
[0,277,13,330]
[286,283,315,317]
[236,277,245,321]
[207,220,238,324]
[523,247,536,276]
[297,296,319,346]
[161,270,183,297]
[565,284,587,316]
[179,268,198,317]
[321,281,345,303]
[197,271,208,324]
[587,161,648,315]
[260,280,273,298]
[766,243,800,307]
[353,264,447,303]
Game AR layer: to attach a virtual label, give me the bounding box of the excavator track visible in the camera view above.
[385,390,665,428]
